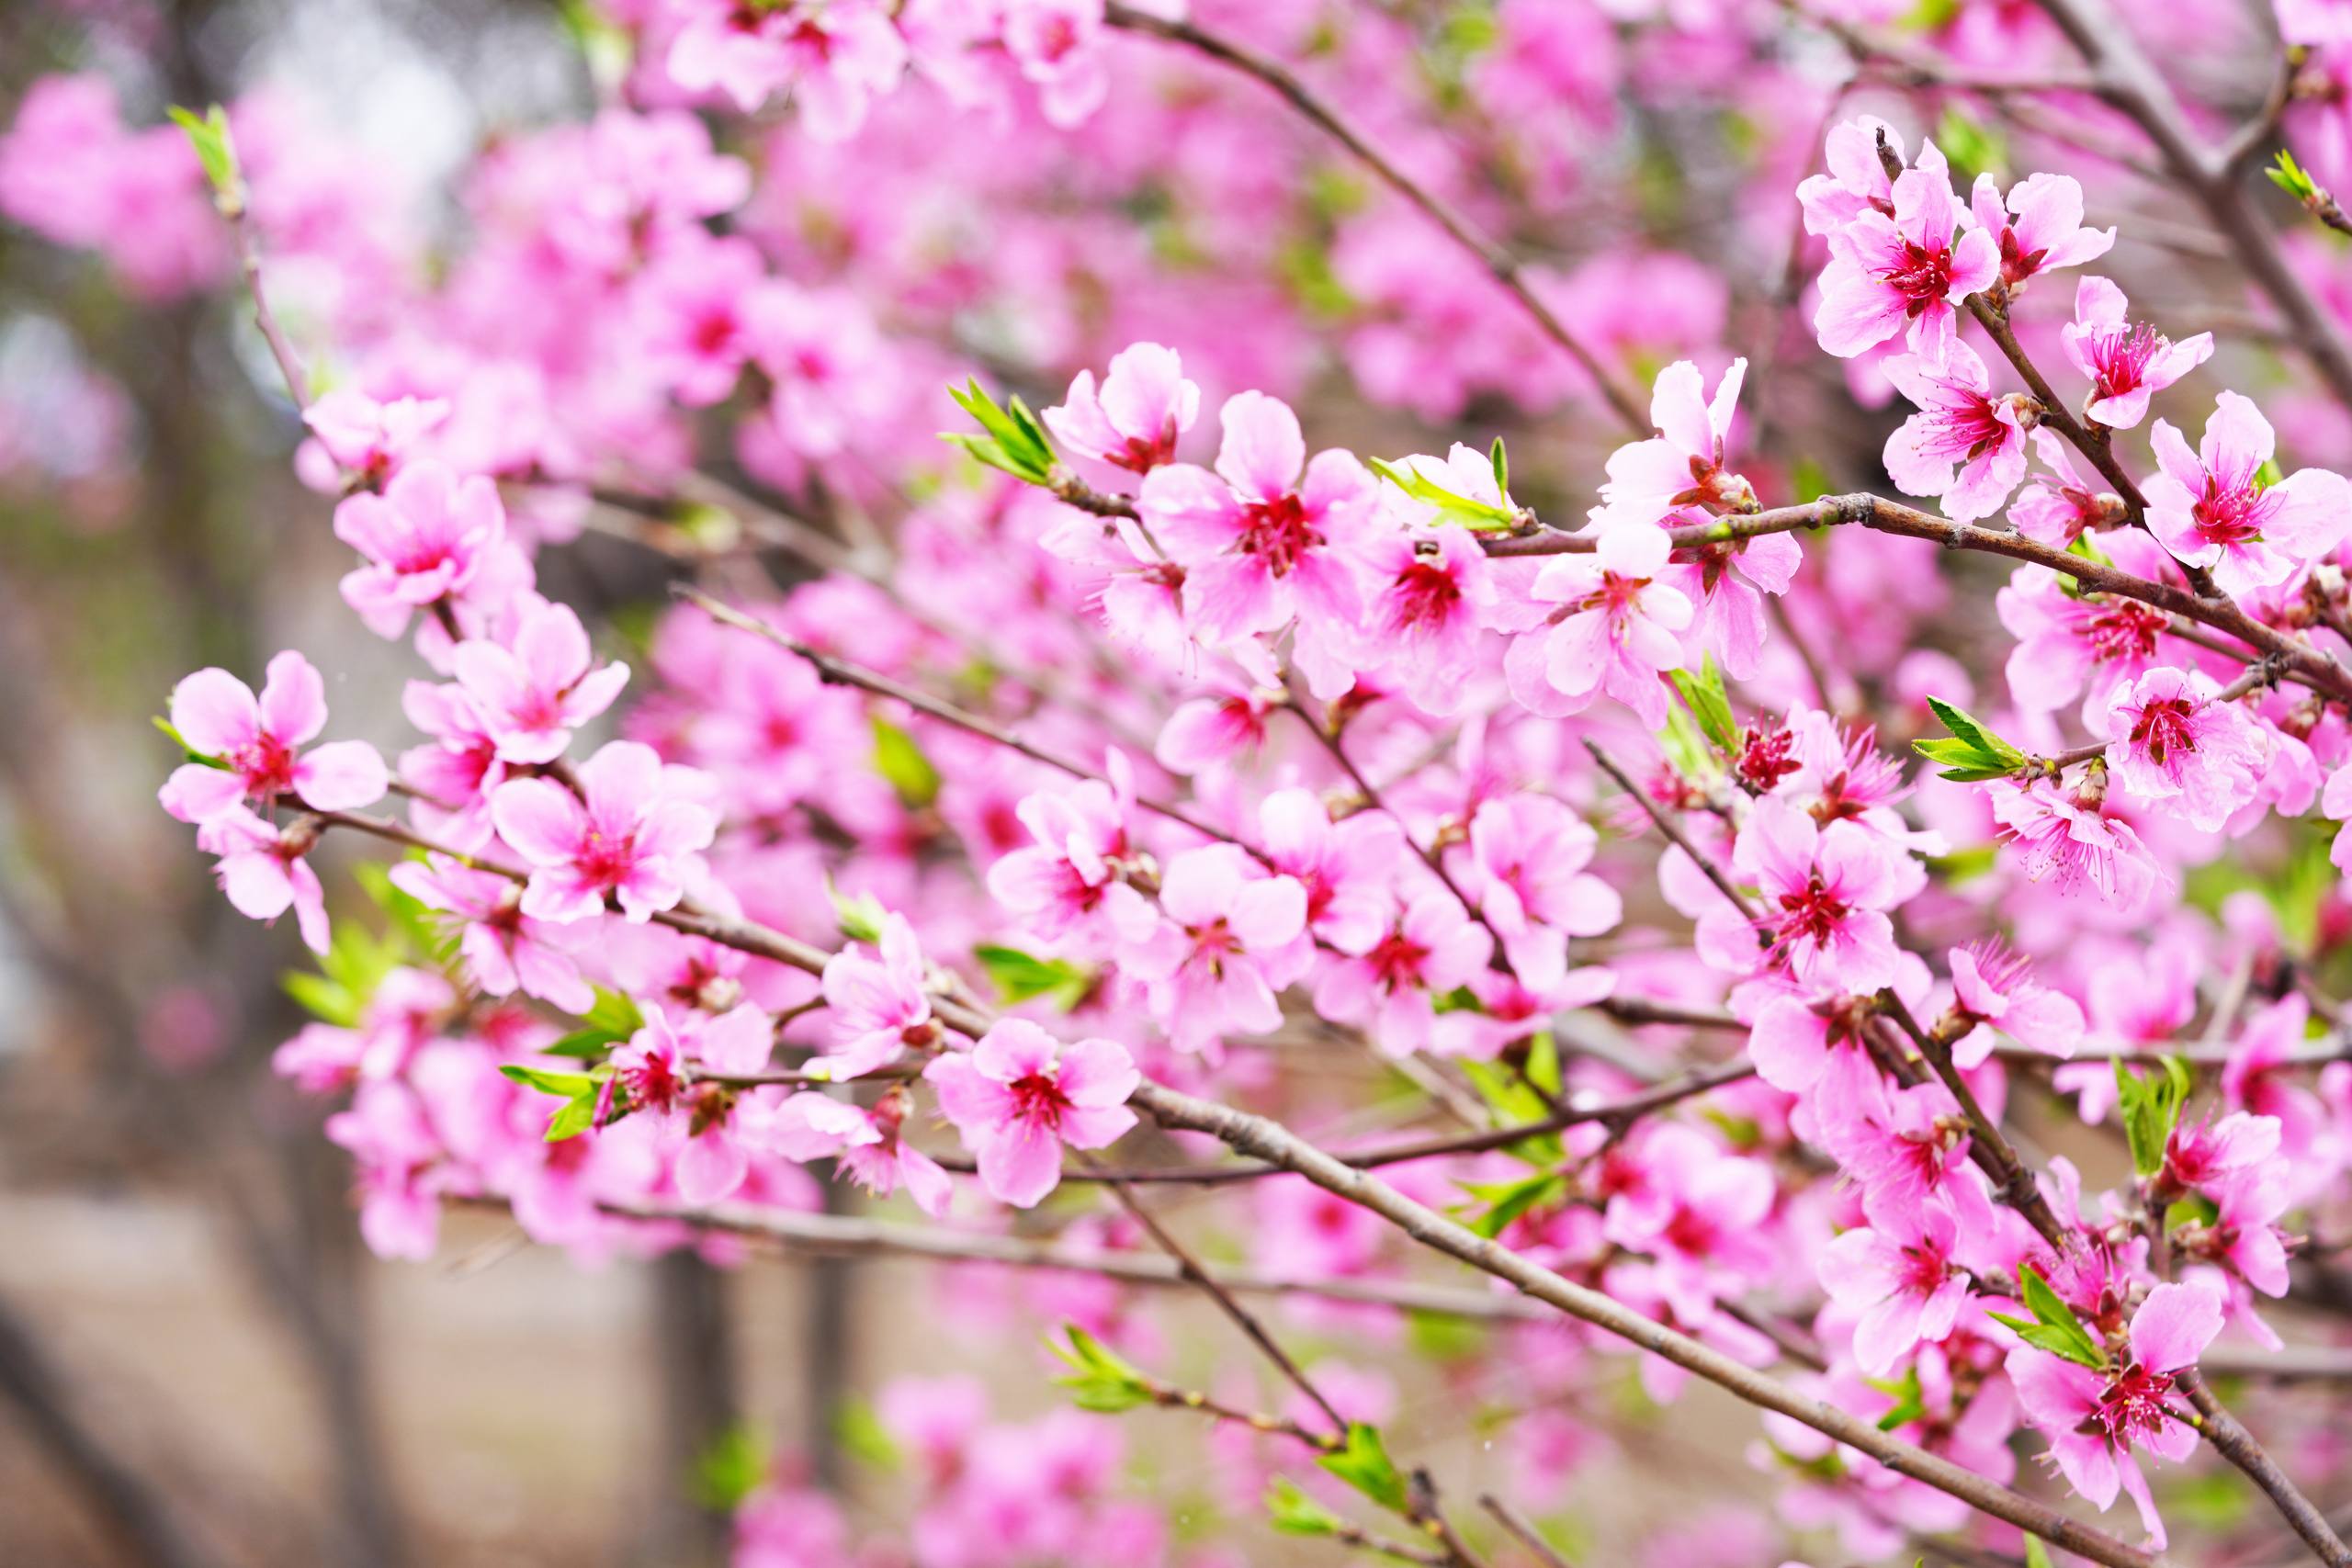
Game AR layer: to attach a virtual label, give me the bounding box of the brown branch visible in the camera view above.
[1102,2,1648,436]
[1125,1080,2165,1568]
[1477,1495,1577,1568]
[1583,739,1763,922]
[2179,1371,2352,1567]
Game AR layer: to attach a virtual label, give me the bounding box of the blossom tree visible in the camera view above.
[23,0,2352,1565]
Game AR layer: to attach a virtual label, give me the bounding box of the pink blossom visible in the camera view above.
[1154,673,1282,776]
[1797,117,1902,237]
[833,1091,955,1217]
[1257,787,1407,956]
[2101,666,2267,830]
[1355,525,1497,715]
[1601,1124,1777,1321]
[1987,777,2163,910]
[388,855,593,1014]
[820,912,941,1077]
[607,1003,774,1203]
[632,231,766,406]
[198,807,332,953]
[2143,391,2352,594]
[1507,523,1693,728]
[2059,276,2212,432]
[489,740,718,922]
[665,0,909,137]
[450,598,631,764]
[1452,793,1623,990]
[332,460,508,637]
[1001,0,1112,130]
[1945,939,2085,1066]
[1123,845,1310,1051]
[925,1019,1138,1207]
[1995,563,2171,716]
[1137,390,1376,646]
[2163,1111,2282,1198]
[1589,356,1755,528]
[302,389,447,486]
[2009,429,2117,546]
[1044,342,1199,474]
[1817,1199,1970,1376]
[1310,893,1495,1056]
[987,764,1153,957]
[1657,520,1802,682]
[159,650,388,823]
[1968,171,2114,289]
[1815,141,1999,366]
[324,1081,444,1259]
[2007,1281,2222,1548]
[2278,0,2352,45]
[1735,799,1903,992]
[1880,342,2030,523]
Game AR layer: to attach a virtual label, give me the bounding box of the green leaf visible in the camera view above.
[1933,104,2007,181]
[829,880,889,945]
[836,1398,901,1471]
[499,1063,599,1099]
[1668,656,1737,754]
[1914,696,2030,782]
[153,715,227,768]
[2023,1538,2053,1568]
[543,1090,600,1143]
[2271,149,2321,203]
[687,1423,770,1511]
[283,970,361,1029]
[943,378,1057,485]
[1047,1324,1156,1414]
[1366,454,1520,531]
[1265,1476,1346,1538]
[167,104,243,211]
[871,716,942,807]
[2115,1056,2192,1179]
[354,862,458,969]
[1488,436,1509,499]
[1460,1170,1567,1238]
[1317,1422,1409,1516]
[973,943,1093,1010]
[1992,1265,2109,1371]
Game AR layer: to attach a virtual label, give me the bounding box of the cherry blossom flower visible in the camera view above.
[302,388,447,487]
[1968,171,2114,289]
[1044,342,1199,475]
[987,764,1153,957]
[1945,939,2085,1066]
[1735,799,1903,992]
[332,460,508,637]
[1815,141,1999,366]
[1507,522,1693,728]
[324,1081,444,1259]
[450,599,630,765]
[159,650,387,824]
[820,912,941,1077]
[1601,1124,1777,1321]
[606,1003,774,1203]
[1001,0,1112,130]
[1797,116,1902,236]
[1657,517,1803,682]
[1311,892,1495,1056]
[1137,390,1377,648]
[831,1090,955,1217]
[1987,776,2164,910]
[2010,430,2119,546]
[1881,342,2031,523]
[198,807,332,953]
[1256,787,1406,956]
[1589,356,1756,529]
[1123,844,1310,1051]
[1154,671,1282,776]
[2101,667,2267,830]
[2143,391,2352,594]
[2007,1280,2222,1549]
[2059,276,2212,431]
[1448,795,1616,992]
[2162,1111,2282,1199]
[1818,1198,1971,1376]
[666,0,909,137]
[1995,563,2171,717]
[925,1019,1138,1207]
[490,739,718,922]
[1355,525,1497,715]
[388,855,594,1014]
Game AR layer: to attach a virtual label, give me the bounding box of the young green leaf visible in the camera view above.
[829,879,890,945]
[1047,1324,1156,1414]
[687,1423,770,1512]
[499,1063,600,1099]
[167,104,243,212]
[1366,455,1519,530]
[1988,1264,2109,1370]
[1668,656,1737,754]
[944,378,1057,485]
[1265,1476,1346,1538]
[1317,1422,1410,1516]
[2115,1056,2191,1179]
[2271,149,2321,204]
[973,942,1094,1010]
[1460,1170,1567,1237]
[871,716,943,807]
[1913,696,2030,781]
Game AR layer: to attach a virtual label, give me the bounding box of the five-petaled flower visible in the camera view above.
[489,739,718,922]
[160,649,388,824]
[1815,141,1999,367]
[925,1019,1139,1208]
[2143,391,2352,595]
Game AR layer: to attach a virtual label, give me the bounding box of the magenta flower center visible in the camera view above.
[1774,872,1850,945]
[2129,697,2199,765]
[2083,601,2165,664]
[576,823,641,887]
[620,1051,683,1114]
[2083,321,2163,394]
[1238,491,1324,577]
[1880,241,1955,316]
[1897,1241,1951,1296]
[1388,558,1463,631]
[2089,1360,2178,1450]
[229,734,299,797]
[1365,929,1431,992]
[2190,468,2274,547]
[1007,1070,1073,1130]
